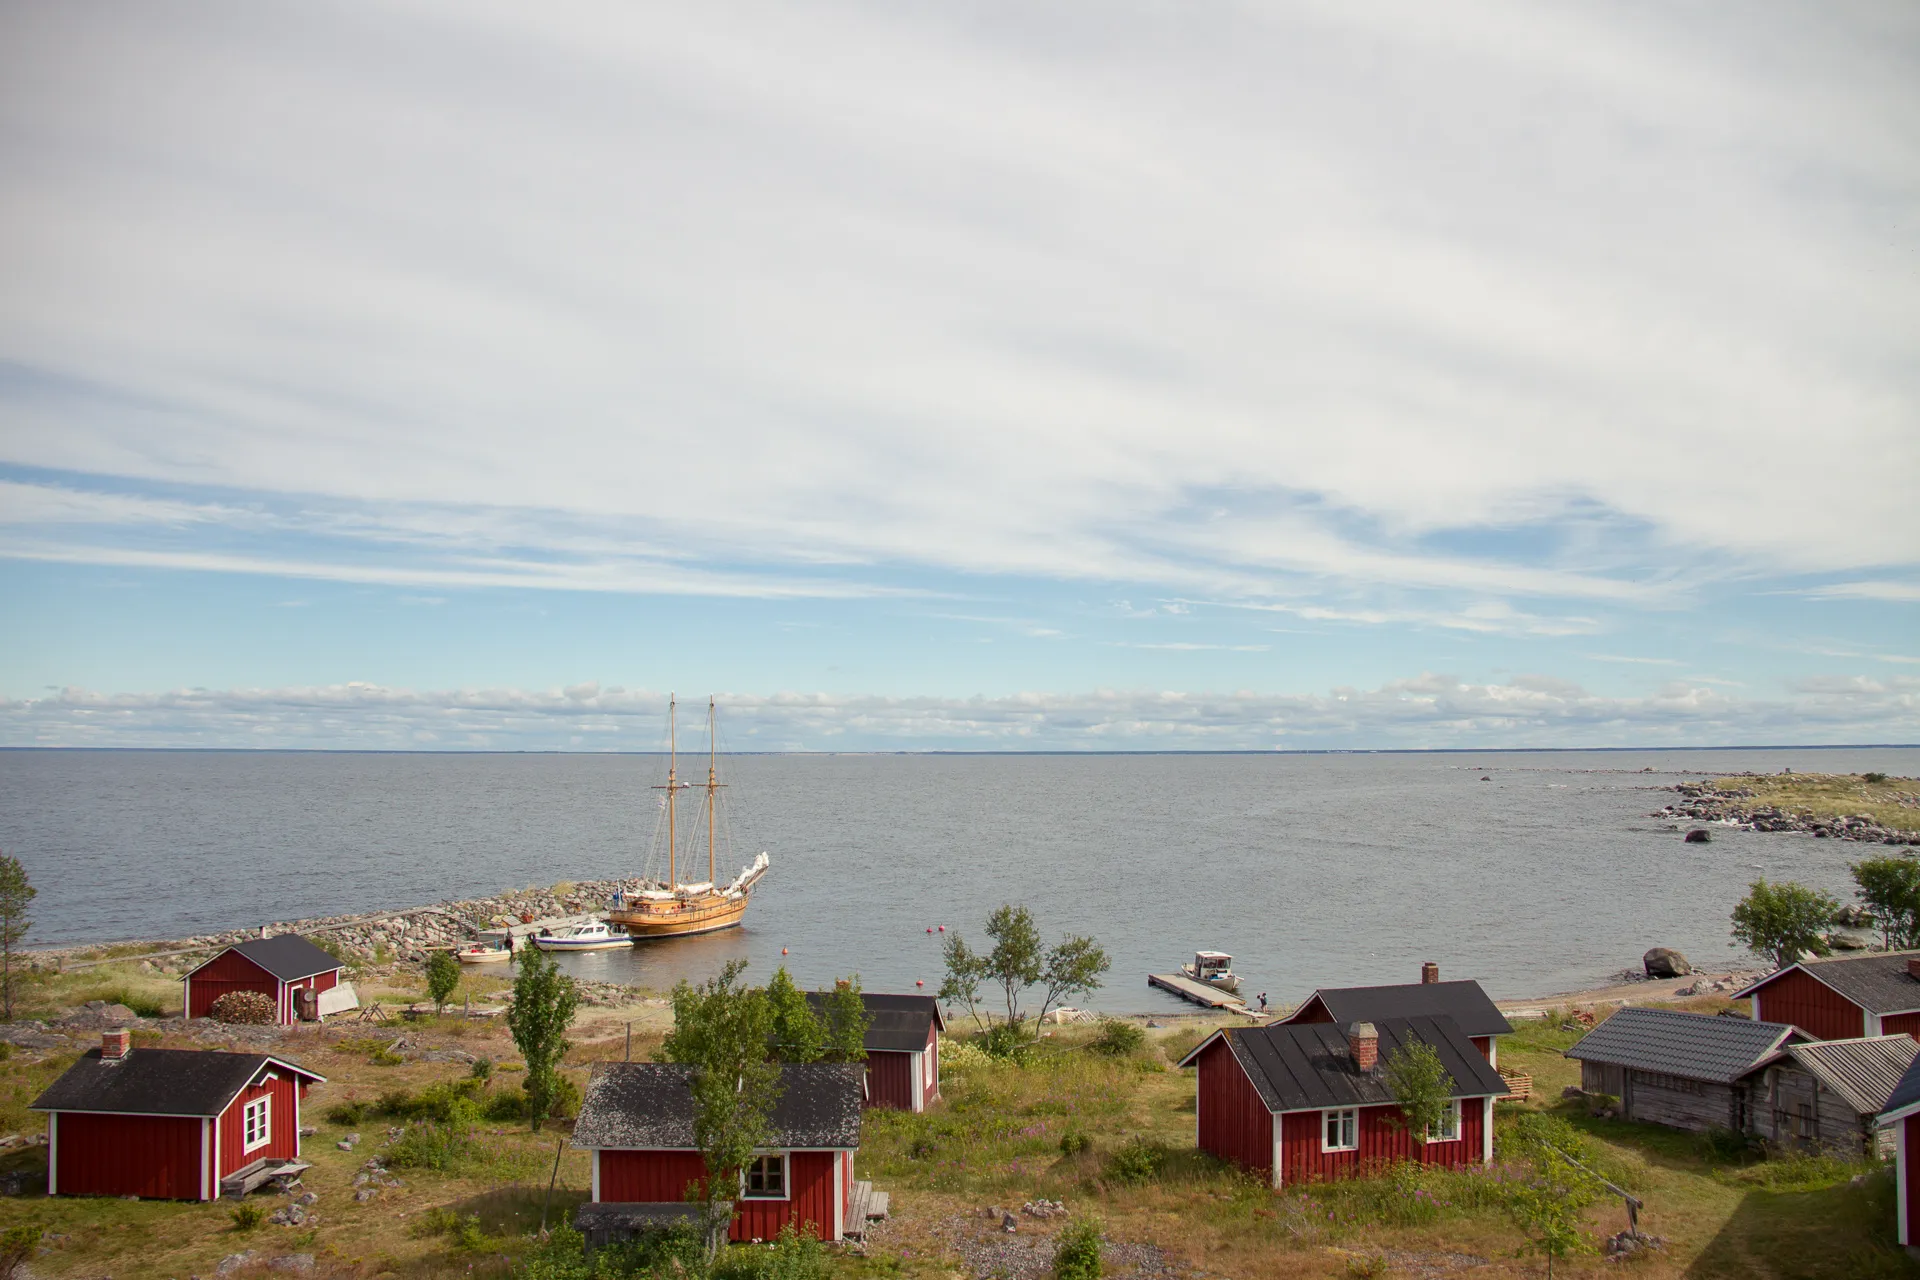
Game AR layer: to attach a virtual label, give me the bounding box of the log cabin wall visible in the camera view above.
[1762,1065,1885,1158]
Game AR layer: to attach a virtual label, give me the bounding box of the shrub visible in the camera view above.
[325,1099,370,1126]
[482,1089,527,1122]
[1059,1127,1092,1157]
[1052,1218,1102,1280]
[1103,1137,1164,1186]
[209,990,275,1024]
[0,1226,38,1280]
[470,1055,494,1081]
[1865,772,1889,784]
[712,1224,828,1280]
[1089,1019,1144,1057]
[384,1120,474,1171]
[228,1203,265,1231]
[1698,1125,1766,1165]
[545,1073,583,1120]
[980,1022,1031,1062]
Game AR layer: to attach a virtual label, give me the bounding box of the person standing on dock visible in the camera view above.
[1257,992,1268,1013]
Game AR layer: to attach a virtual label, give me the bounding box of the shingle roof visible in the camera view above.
[803,992,944,1053]
[571,1063,862,1151]
[188,935,343,983]
[1783,1036,1920,1116]
[1564,1007,1800,1083]
[1285,982,1513,1039]
[31,1048,323,1117]
[1738,952,1920,1015]
[1881,1055,1920,1122]
[1190,1015,1508,1113]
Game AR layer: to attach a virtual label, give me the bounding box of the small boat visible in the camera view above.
[1181,951,1241,993]
[530,921,632,952]
[455,940,513,964]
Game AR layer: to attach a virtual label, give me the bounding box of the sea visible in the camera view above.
[4,747,1917,1012]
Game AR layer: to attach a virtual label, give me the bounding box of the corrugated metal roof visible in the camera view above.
[1564,1007,1799,1083]
[1222,1014,1509,1113]
[1784,1036,1919,1115]
[1739,952,1920,1015]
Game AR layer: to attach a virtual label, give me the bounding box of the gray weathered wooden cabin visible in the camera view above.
[1756,1034,1917,1158]
[1565,1007,1803,1133]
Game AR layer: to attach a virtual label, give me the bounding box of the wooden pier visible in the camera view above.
[1148,971,1254,1014]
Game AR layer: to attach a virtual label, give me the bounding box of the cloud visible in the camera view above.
[0,0,1912,622]
[1583,654,1684,666]
[4,672,1915,751]
[1806,582,1920,603]
[1238,599,1602,637]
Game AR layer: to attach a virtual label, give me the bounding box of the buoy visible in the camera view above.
[938,925,945,932]
[916,979,924,986]
[781,948,789,955]
[926,927,933,933]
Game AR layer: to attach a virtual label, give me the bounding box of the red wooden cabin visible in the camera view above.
[1179,1015,1508,1189]
[1734,952,1920,1041]
[1877,1054,1920,1246]
[31,1030,324,1201]
[182,935,349,1025]
[806,992,943,1111]
[572,1062,865,1243]
[1281,964,1513,1066]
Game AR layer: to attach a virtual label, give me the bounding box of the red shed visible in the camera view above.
[31,1030,324,1201]
[1734,952,1920,1042]
[572,1061,866,1243]
[1178,1015,1507,1189]
[182,935,351,1026]
[1282,965,1513,1067]
[1876,1051,1920,1245]
[806,992,944,1111]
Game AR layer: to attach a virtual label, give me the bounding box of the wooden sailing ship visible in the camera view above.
[607,695,770,939]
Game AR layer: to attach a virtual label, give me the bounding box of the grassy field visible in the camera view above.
[1712,773,1920,834]
[2,972,1917,1280]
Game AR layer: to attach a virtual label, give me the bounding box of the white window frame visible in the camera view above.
[242,1096,272,1152]
[1322,1107,1358,1152]
[1427,1098,1463,1143]
[740,1152,789,1200]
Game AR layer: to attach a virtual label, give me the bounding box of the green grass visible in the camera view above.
[1713,772,1920,834]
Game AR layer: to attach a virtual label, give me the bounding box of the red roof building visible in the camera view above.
[1876,1052,1920,1246]
[572,1062,865,1243]
[31,1031,324,1201]
[1178,1016,1508,1189]
[806,992,944,1111]
[1734,952,1920,1041]
[181,935,350,1025]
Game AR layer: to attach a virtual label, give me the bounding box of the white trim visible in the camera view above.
[31,1107,220,1119]
[739,1152,790,1201]
[1270,1117,1283,1190]
[1175,1029,1229,1069]
[1487,1039,1498,1069]
[910,1050,925,1113]
[1902,1117,1912,1246]
[46,1113,56,1196]
[242,1095,272,1153]
[182,976,192,1020]
[1871,1014,1886,1036]
[1322,1107,1359,1153]
[592,1150,601,1202]
[203,1117,215,1201]
[832,1151,844,1241]
[1426,1098,1464,1143]
[1482,1097,1494,1163]
[291,1080,301,1159]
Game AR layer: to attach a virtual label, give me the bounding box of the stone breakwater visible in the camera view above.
[1654,782,1920,845]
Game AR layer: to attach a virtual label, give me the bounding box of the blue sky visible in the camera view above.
[0,2,1915,750]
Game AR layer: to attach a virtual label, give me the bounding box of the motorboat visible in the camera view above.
[455,939,513,964]
[530,921,632,952]
[1181,951,1241,993]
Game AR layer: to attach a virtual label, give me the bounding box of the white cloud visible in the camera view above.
[5,672,1915,751]
[0,0,1912,614]
[1808,582,1920,603]
[1583,654,1683,666]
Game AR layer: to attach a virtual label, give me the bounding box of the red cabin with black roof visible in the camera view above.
[182,935,349,1026]
[1735,952,1920,1042]
[1281,965,1514,1067]
[31,1030,324,1201]
[806,992,944,1111]
[572,1062,864,1243]
[1179,1015,1508,1188]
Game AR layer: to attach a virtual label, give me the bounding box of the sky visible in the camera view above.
[0,1,1916,751]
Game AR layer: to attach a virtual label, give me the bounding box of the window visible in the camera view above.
[1630,1069,1703,1096]
[1427,1099,1462,1142]
[242,1096,271,1152]
[741,1154,787,1199]
[1322,1107,1358,1152]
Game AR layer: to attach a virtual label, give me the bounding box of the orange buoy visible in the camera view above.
[926,927,933,933]
[781,948,788,955]
[937,925,945,931]
[915,979,924,986]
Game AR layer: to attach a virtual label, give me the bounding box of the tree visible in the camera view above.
[818,975,872,1064]
[0,855,34,1023]
[657,960,781,1260]
[425,950,460,1014]
[984,904,1043,1026]
[939,933,991,1031]
[505,946,580,1133]
[1730,878,1841,968]
[1502,1127,1602,1279]
[765,966,827,1063]
[1034,934,1111,1031]
[1382,1040,1454,1141]
[1851,854,1920,950]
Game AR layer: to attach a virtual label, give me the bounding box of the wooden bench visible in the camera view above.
[221,1158,311,1200]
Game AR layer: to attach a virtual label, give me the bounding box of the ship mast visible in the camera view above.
[705,696,725,885]
[654,694,687,888]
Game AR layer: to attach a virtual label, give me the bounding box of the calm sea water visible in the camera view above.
[4,748,1917,1010]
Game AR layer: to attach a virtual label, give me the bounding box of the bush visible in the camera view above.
[482,1089,527,1122]
[1103,1137,1165,1186]
[1865,772,1889,784]
[712,1224,828,1280]
[228,1202,265,1231]
[0,1226,38,1280]
[545,1073,583,1120]
[471,1056,494,1081]
[325,1099,371,1126]
[1052,1218,1102,1280]
[1698,1125,1766,1165]
[1059,1127,1092,1157]
[1089,1019,1144,1057]
[384,1120,474,1171]
[980,1022,1031,1062]
[209,990,276,1024]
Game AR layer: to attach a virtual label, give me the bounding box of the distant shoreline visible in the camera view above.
[4,743,1917,756]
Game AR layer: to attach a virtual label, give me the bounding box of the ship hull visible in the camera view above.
[609,892,752,939]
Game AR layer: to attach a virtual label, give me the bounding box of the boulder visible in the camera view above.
[1644,948,1693,979]
[1836,904,1872,927]
[1684,828,1712,844]
[1829,931,1873,952]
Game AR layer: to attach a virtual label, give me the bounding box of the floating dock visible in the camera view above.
[1148,971,1254,1014]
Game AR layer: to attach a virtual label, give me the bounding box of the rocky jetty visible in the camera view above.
[1653,782,1920,845]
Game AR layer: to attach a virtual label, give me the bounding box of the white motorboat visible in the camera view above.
[530,921,632,952]
[455,939,513,964]
[1181,951,1241,993]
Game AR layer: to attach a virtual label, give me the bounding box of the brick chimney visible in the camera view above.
[1421,962,1441,985]
[1348,1021,1379,1072]
[101,1028,131,1060]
